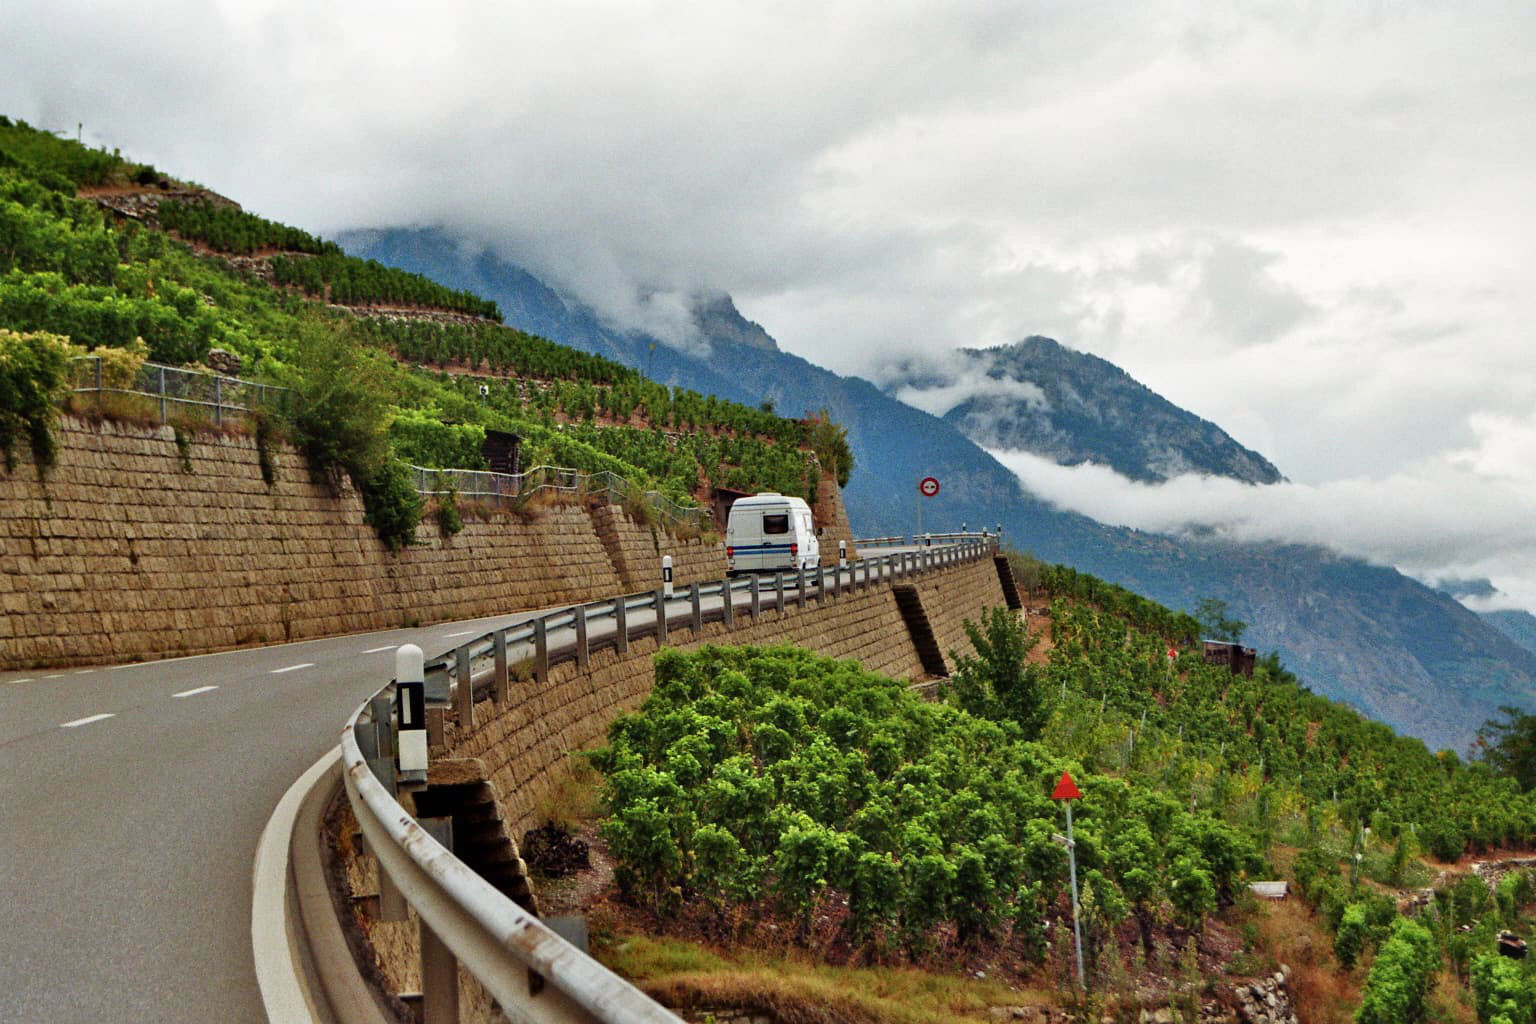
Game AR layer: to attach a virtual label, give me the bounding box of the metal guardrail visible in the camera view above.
[70,357,291,425]
[339,536,998,1023]
[854,530,1003,548]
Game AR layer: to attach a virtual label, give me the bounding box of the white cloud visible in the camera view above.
[3,0,1535,602]
[989,431,1536,614]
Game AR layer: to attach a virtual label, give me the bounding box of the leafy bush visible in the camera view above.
[1354,917,1437,1024]
[290,317,420,549]
[0,327,76,473]
[1471,952,1535,1024]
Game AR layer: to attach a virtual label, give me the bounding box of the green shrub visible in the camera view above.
[1471,952,1535,1024]
[1354,917,1438,1024]
[0,327,76,474]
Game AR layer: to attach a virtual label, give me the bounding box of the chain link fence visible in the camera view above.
[68,357,706,532]
[70,357,291,425]
[410,464,707,530]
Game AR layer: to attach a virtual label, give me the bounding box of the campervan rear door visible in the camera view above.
[736,503,796,572]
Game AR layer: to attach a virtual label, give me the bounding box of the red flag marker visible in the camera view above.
[1167,646,1178,661]
[1051,771,1082,801]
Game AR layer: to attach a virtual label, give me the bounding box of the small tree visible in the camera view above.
[1471,705,1536,792]
[1194,598,1246,643]
[946,606,1046,738]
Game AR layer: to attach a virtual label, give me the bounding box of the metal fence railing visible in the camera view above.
[339,535,998,1024]
[70,357,292,425]
[65,356,706,532]
[410,464,708,531]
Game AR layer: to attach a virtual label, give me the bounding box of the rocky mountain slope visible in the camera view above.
[337,226,1536,752]
[880,335,1283,484]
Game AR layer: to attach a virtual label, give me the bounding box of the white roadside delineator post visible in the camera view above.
[396,644,428,785]
[662,555,674,599]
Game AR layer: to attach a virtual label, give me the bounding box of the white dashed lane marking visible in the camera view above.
[172,686,219,699]
[60,713,114,729]
[442,630,475,638]
[269,663,315,675]
[361,645,398,654]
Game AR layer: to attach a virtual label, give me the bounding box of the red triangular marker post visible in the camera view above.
[1052,770,1082,801]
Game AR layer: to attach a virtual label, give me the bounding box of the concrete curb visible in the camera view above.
[255,746,394,1024]
[254,746,339,1023]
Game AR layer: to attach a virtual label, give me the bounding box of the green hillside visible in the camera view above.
[589,562,1536,1021]
[0,116,850,548]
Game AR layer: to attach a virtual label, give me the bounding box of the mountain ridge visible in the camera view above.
[882,335,1284,485]
[336,225,1536,752]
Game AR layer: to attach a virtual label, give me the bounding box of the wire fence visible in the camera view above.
[67,357,707,532]
[410,464,708,530]
[70,357,292,425]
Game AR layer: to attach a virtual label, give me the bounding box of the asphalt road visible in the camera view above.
[0,546,957,1024]
[0,609,547,1024]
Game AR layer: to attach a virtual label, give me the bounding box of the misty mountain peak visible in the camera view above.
[690,294,780,353]
[888,334,1285,486]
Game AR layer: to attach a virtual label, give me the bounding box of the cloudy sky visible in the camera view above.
[3,1,1534,609]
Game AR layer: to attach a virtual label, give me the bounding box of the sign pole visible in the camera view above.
[1051,770,1085,991]
[917,476,940,540]
[1065,800,1085,991]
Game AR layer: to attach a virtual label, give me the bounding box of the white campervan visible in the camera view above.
[725,493,820,576]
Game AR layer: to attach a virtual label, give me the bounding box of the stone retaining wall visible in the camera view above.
[0,418,855,670]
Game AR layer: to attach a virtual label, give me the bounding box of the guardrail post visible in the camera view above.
[417,817,460,1024]
[831,561,841,599]
[689,583,703,633]
[94,355,102,395]
[814,565,825,604]
[574,605,590,669]
[615,597,629,653]
[749,574,761,620]
[533,618,549,683]
[493,630,509,704]
[662,555,674,599]
[796,566,806,609]
[774,572,785,616]
[158,365,167,421]
[455,646,474,731]
[722,580,735,628]
[655,589,669,643]
[214,375,223,426]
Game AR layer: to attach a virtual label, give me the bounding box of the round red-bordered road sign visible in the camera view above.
[919,476,940,497]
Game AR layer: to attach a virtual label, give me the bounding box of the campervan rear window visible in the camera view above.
[763,513,790,534]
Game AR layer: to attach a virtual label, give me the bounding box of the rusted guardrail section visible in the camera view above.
[338,537,998,1023]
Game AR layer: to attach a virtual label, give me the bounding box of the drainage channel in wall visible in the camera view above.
[892,585,948,678]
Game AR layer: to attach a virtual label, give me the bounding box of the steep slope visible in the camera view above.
[336,227,1536,752]
[1484,610,1536,659]
[883,336,1283,484]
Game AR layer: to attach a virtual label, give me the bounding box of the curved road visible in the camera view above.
[0,608,550,1024]
[0,547,956,1023]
